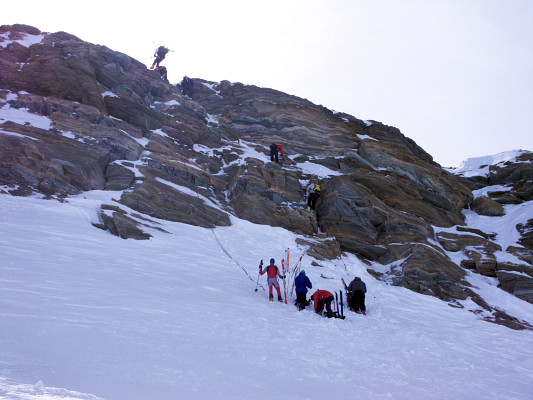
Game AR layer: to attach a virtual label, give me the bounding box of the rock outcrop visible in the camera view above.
[449,151,533,306]
[1,24,532,329]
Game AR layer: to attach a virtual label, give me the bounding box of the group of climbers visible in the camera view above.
[150,46,195,99]
[259,259,367,317]
[151,46,170,84]
[267,143,322,212]
[147,48,363,317]
[150,49,319,212]
[269,143,284,163]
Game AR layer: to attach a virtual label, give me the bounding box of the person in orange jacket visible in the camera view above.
[260,258,285,302]
[312,289,335,317]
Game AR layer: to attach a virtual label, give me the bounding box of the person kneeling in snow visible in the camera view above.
[312,289,334,318]
[260,258,285,302]
[294,270,312,310]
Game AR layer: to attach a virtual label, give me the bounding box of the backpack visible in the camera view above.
[314,184,321,193]
[266,265,278,278]
[156,46,168,57]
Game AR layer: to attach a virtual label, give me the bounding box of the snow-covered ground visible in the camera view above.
[1,188,533,400]
[447,149,530,177]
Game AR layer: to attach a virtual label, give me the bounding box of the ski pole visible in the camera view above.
[282,258,288,304]
[340,290,344,318]
[254,260,263,292]
[290,256,303,297]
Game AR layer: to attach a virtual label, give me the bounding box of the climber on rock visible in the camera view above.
[306,182,321,211]
[151,46,169,69]
[270,143,280,163]
[277,144,284,160]
[155,66,169,83]
[181,76,194,99]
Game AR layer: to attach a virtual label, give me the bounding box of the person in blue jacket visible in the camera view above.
[294,270,312,310]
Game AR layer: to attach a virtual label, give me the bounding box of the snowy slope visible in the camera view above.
[447,149,529,177]
[1,191,533,400]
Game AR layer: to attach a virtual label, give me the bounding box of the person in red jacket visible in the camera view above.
[312,289,335,318]
[155,66,169,83]
[277,144,284,160]
[260,258,285,302]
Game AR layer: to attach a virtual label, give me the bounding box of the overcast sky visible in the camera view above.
[4,0,533,166]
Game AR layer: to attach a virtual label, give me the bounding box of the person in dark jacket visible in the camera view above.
[294,270,312,310]
[181,76,194,98]
[312,289,335,318]
[151,46,169,69]
[269,143,279,163]
[348,276,367,315]
[259,258,285,302]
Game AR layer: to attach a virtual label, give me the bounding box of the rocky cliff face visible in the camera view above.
[1,24,532,329]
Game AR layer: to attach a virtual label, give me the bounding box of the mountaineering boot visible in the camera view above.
[306,206,310,211]
[278,295,283,302]
[269,294,274,302]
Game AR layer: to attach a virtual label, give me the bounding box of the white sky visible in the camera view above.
[3,0,532,167]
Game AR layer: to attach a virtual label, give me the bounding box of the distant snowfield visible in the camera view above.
[448,149,530,177]
[1,191,533,400]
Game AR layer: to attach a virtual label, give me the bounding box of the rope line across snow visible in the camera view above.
[181,161,266,291]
